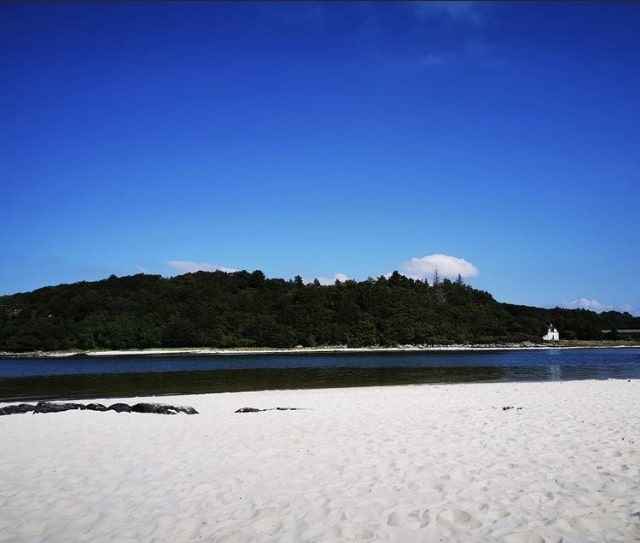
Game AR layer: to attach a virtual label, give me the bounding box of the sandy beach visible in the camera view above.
[1,380,638,542]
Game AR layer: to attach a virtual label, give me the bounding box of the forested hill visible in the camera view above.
[1,270,639,352]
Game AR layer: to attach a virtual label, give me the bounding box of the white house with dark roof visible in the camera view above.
[543,324,560,341]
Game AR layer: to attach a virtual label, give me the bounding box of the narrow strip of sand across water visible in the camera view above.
[1,380,638,542]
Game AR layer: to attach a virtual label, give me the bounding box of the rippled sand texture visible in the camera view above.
[1,380,639,542]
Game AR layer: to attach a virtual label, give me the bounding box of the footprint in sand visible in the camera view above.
[337,525,376,540]
[436,509,482,532]
[568,514,623,533]
[252,507,284,536]
[503,532,545,543]
[387,509,431,529]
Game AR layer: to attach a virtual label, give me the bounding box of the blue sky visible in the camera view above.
[2,2,639,314]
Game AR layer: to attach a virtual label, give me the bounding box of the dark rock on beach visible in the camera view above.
[34,401,87,413]
[235,406,308,413]
[236,407,263,413]
[131,403,198,415]
[85,403,108,411]
[107,403,132,413]
[0,403,36,415]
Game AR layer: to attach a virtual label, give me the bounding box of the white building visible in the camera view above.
[543,324,560,341]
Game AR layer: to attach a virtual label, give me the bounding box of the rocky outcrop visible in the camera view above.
[0,401,198,415]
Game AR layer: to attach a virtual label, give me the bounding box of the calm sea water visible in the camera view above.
[1,348,639,402]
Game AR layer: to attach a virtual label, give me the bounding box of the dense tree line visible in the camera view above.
[1,270,639,352]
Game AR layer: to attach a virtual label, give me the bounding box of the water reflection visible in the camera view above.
[1,348,639,402]
[0,366,505,402]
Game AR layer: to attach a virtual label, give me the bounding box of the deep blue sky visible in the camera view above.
[2,2,639,314]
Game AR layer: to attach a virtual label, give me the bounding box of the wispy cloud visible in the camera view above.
[411,1,485,26]
[261,2,325,26]
[314,273,349,286]
[417,52,453,67]
[383,52,454,73]
[403,40,501,70]
[389,44,501,72]
[463,38,504,68]
[404,2,503,70]
[402,254,479,280]
[298,2,324,24]
[167,260,238,275]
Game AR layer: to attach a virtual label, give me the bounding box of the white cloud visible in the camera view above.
[619,304,636,315]
[402,254,479,280]
[315,273,349,286]
[167,260,238,275]
[561,299,638,315]
[561,298,631,313]
[568,298,607,311]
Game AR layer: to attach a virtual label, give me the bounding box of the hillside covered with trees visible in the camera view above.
[1,271,639,352]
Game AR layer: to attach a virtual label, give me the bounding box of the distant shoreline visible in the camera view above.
[2,341,639,358]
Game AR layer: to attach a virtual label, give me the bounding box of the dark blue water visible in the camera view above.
[1,348,639,402]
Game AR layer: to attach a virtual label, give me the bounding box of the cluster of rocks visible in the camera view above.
[0,401,198,416]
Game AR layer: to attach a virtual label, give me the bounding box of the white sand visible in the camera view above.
[1,380,639,543]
